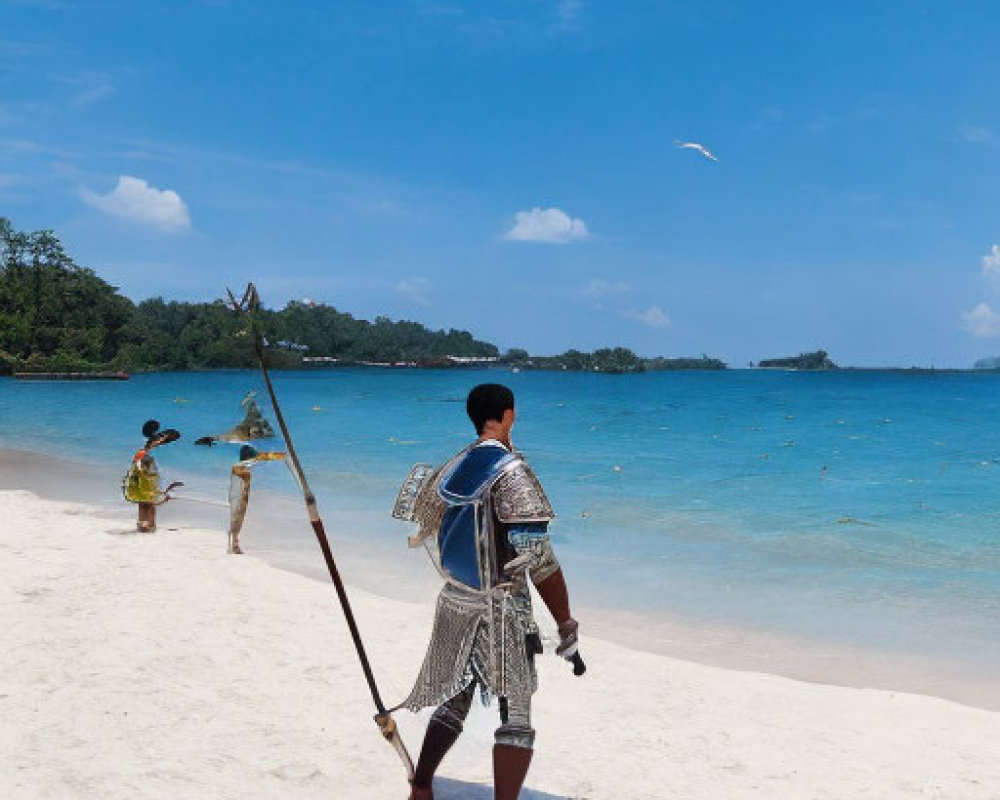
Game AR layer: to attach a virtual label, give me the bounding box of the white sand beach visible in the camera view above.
[3,487,1000,800]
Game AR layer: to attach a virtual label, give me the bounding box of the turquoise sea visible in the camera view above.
[2,368,1000,694]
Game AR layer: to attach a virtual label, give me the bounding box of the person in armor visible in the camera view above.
[392,384,581,800]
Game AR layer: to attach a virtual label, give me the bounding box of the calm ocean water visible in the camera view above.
[2,368,1000,676]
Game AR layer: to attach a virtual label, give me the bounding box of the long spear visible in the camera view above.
[227,283,415,782]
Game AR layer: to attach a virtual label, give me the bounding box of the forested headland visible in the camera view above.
[0,218,725,374]
[757,350,838,370]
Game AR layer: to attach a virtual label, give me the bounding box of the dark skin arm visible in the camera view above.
[533,568,572,626]
[483,409,583,668]
[536,568,581,668]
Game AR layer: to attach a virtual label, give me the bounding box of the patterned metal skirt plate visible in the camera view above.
[401,582,537,713]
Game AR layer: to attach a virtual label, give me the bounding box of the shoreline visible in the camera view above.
[7,365,1000,377]
[4,487,1000,799]
[3,444,999,712]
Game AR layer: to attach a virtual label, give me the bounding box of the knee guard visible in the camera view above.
[430,703,467,736]
[494,724,535,750]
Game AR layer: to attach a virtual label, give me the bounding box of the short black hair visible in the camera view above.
[466,383,515,435]
[142,419,160,439]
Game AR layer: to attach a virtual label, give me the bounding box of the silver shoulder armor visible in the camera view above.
[493,459,555,523]
[392,463,435,522]
[393,463,447,547]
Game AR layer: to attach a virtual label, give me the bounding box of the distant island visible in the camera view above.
[0,218,725,375]
[974,357,1000,370]
[502,348,725,374]
[756,350,838,370]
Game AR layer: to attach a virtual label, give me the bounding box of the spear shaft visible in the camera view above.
[229,284,414,780]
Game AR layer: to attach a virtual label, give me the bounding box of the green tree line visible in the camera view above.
[503,347,726,373]
[0,218,496,373]
[757,350,837,370]
[0,218,727,374]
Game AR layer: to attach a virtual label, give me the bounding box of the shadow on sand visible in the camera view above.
[433,777,570,800]
[104,526,191,536]
[104,527,146,536]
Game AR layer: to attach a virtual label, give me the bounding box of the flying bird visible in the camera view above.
[674,140,718,162]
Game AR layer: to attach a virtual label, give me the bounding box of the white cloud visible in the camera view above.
[71,76,114,110]
[627,306,671,328]
[0,138,76,157]
[982,244,1000,284]
[959,124,996,145]
[505,206,589,244]
[961,303,1000,338]
[580,278,630,301]
[396,276,431,306]
[80,175,190,231]
[579,281,671,329]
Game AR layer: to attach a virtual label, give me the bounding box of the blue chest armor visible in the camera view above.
[437,444,516,589]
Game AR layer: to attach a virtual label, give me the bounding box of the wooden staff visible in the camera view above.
[227,284,414,782]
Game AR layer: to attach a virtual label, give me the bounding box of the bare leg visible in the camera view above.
[493,745,533,800]
[493,694,534,799]
[137,502,155,532]
[410,683,476,799]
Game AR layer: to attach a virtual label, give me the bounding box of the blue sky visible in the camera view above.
[2,1,1000,366]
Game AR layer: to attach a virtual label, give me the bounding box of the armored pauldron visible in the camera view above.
[392,463,435,522]
[493,461,555,524]
[393,462,447,547]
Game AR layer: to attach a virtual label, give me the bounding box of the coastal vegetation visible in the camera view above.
[757,350,837,370]
[0,219,725,374]
[0,218,498,373]
[504,348,725,373]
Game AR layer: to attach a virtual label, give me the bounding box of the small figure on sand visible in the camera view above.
[122,419,182,533]
[393,383,583,800]
[227,445,286,554]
